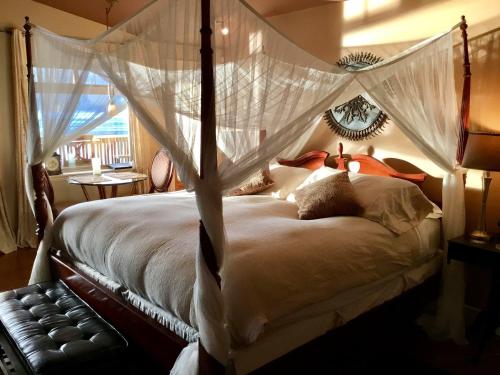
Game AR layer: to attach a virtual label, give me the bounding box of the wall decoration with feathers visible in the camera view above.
[324,52,389,141]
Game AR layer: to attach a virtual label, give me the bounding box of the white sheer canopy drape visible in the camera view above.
[27,29,126,284]
[26,0,466,371]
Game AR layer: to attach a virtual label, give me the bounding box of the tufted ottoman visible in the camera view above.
[0,281,127,374]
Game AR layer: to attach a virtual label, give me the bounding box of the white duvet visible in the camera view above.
[53,191,440,346]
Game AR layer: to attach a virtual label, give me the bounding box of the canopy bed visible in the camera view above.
[21,0,471,373]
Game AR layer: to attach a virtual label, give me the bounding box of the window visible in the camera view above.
[34,69,132,172]
[58,107,131,171]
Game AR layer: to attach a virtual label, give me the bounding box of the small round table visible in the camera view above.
[67,172,148,200]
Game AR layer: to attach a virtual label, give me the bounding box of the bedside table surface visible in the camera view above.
[448,235,500,269]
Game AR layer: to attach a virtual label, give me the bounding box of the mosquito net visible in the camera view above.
[26,0,466,372]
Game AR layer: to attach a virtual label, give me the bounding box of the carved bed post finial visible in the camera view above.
[336,142,347,171]
[457,15,471,164]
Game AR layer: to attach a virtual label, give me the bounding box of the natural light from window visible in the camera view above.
[34,68,132,171]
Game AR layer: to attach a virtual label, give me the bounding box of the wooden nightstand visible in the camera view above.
[448,236,500,361]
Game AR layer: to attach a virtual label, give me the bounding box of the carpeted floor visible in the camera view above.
[1,248,499,374]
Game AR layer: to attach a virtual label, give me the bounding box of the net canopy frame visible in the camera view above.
[22,0,472,372]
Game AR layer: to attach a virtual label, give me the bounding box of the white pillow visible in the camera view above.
[290,167,434,234]
[259,165,313,199]
[288,166,342,202]
[426,201,443,219]
[349,173,434,234]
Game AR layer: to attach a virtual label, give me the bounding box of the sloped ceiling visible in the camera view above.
[33,0,339,26]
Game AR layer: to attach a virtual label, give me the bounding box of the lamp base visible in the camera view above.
[470,229,491,243]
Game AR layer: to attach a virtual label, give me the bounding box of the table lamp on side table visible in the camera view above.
[462,132,500,246]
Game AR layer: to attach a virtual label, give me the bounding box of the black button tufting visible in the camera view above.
[65,306,93,321]
[38,313,73,331]
[0,281,127,375]
[29,303,61,319]
[44,287,66,301]
[48,326,84,343]
[21,293,50,307]
[55,295,81,311]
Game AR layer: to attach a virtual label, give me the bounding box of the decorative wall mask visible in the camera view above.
[324,52,389,141]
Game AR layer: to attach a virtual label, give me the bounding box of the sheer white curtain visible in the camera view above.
[353,33,466,342]
[27,0,466,371]
[28,28,126,283]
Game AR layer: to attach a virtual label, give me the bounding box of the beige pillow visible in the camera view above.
[294,172,363,220]
[288,166,342,202]
[229,170,274,196]
[259,165,313,199]
[349,173,434,234]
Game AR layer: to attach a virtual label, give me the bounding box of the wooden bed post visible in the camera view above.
[457,15,471,164]
[199,0,225,373]
[24,17,48,243]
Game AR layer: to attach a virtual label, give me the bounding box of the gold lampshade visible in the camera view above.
[461,132,500,243]
[462,132,500,172]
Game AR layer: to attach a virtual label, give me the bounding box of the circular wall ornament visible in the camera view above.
[324,52,388,141]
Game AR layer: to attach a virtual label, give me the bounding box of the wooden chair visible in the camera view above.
[149,149,174,193]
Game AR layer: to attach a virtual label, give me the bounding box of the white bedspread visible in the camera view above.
[53,191,440,345]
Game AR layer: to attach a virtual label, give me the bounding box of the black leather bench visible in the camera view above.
[0,281,127,375]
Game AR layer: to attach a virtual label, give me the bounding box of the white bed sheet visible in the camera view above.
[53,191,441,347]
[74,251,441,374]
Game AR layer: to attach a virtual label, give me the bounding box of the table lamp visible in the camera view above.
[461,132,500,243]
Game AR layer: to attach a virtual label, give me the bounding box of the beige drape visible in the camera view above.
[11,29,37,249]
[0,186,16,254]
[129,110,161,193]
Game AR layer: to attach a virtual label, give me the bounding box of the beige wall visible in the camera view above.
[0,0,104,37]
[267,3,344,156]
[0,32,16,227]
[303,0,500,236]
[268,3,343,65]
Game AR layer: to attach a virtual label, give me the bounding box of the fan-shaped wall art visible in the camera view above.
[324,52,389,141]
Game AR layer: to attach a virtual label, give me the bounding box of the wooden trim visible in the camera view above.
[199,0,217,181]
[277,151,330,171]
[278,144,426,185]
[457,15,471,164]
[31,164,48,242]
[348,154,426,184]
[199,221,221,288]
[49,250,187,373]
[336,142,426,185]
[25,17,48,243]
[199,0,224,372]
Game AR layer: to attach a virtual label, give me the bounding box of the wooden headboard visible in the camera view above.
[276,151,330,171]
[277,143,427,185]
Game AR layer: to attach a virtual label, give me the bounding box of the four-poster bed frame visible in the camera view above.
[22,4,472,373]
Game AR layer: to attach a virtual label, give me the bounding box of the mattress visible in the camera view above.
[52,191,441,347]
